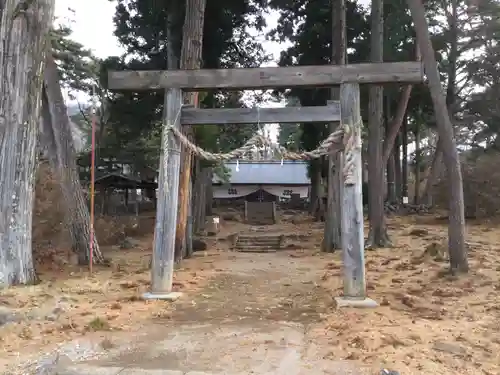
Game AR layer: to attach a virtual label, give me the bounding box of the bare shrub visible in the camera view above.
[432,151,500,218]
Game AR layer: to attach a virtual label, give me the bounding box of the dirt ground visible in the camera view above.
[1,210,499,374]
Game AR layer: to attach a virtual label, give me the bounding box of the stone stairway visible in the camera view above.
[234,234,283,252]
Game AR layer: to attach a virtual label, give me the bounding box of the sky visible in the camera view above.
[54,0,372,142]
[54,0,370,61]
[54,0,123,59]
[54,0,293,141]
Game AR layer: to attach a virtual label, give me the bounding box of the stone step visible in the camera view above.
[236,241,280,247]
[237,236,281,243]
[234,245,278,252]
[235,243,278,248]
[236,240,281,246]
[236,243,280,249]
[234,234,282,252]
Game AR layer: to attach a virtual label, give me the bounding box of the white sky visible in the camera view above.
[54,0,291,140]
[55,0,423,167]
[54,0,369,62]
[54,0,371,143]
[54,0,123,59]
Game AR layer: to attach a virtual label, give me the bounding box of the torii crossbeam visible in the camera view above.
[107,61,424,307]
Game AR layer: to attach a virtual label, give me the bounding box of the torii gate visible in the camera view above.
[107,61,423,307]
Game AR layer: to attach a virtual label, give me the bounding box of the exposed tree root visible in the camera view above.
[365,227,393,249]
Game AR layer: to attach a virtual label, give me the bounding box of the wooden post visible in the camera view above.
[324,0,346,253]
[336,83,377,308]
[134,189,139,216]
[143,88,183,300]
[324,100,343,252]
[402,114,409,203]
[175,0,207,263]
[185,181,193,258]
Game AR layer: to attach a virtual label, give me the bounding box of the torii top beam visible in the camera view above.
[108,62,423,91]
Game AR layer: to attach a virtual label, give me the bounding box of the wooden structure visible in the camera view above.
[244,201,277,225]
[212,161,310,202]
[108,61,424,304]
[93,173,157,215]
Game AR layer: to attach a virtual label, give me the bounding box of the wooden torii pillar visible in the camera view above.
[108,62,423,305]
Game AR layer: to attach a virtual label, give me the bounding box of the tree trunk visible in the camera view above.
[420,0,458,207]
[41,55,104,265]
[407,0,468,273]
[192,158,201,233]
[421,136,442,205]
[413,126,421,204]
[402,114,409,202]
[387,154,396,203]
[382,85,413,165]
[324,0,346,252]
[175,0,207,263]
[185,181,193,258]
[381,45,419,166]
[309,162,320,213]
[205,167,213,216]
[196,167,209,233]
[422,0,459,205]
[422,0,459,206]
[446,0,459,114]
[367,0,390,248]
[385,96,397,203]
[310,166,323,220]
[0,0,54,286]
[393,134,402,201]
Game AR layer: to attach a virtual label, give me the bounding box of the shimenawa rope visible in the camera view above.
[165,106,362,185]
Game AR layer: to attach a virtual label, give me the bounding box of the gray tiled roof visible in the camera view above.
[213,161,310,185]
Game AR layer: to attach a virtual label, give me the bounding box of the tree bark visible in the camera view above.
[175,0,207,262]
[0,0,54,286]
[367,0,390,248]
[198,169,208,231]
[192,158,201,233]
[310,166,324,220]
[445,0,459,114]
[41,55,104,265]
[385,96,397,203]
[205,167,213,216]
[421,136,442,205]
[407,0,468,273]
[185,180,193,258]
[413,125,421,204]
[402,114,409,201]
[382,85,413,165]
[394,132,402,200]
[193,165,209,233]
[387,151,397,203]
[421,0,458,207]
[381,45,419,167]
[323,0,346,252]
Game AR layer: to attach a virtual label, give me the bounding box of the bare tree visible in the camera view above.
[41,55,104,265]
[0,0,55,286]
[407,0,468,273]
[323,0,346,252]
[367,0,391,248]
[421,0,459,205]
[175,0,207,262]
[382,75,418,166]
